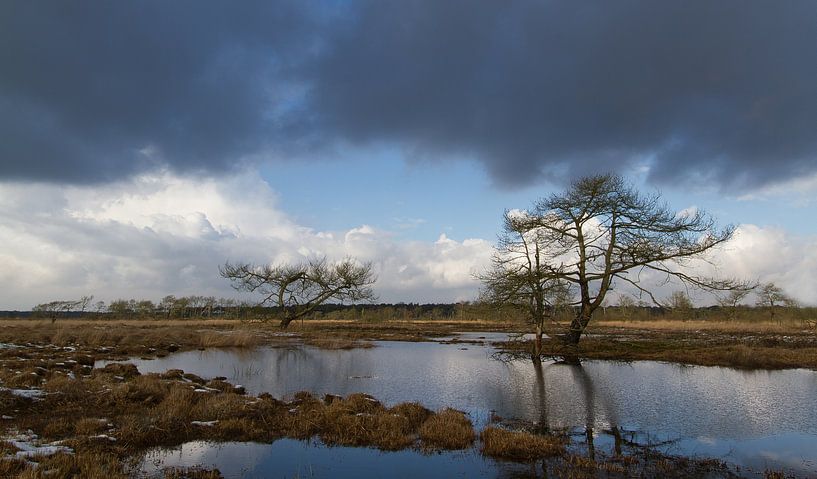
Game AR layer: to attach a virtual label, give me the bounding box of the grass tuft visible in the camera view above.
[480,427,565,460]
[419,408,475,449]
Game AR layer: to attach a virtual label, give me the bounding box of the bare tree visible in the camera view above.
[717,288,752,320]
[479,210,572,359]
[482,174,748,349]
[220,256,377,328]
[755,282,796,320]
[665,290,694,320]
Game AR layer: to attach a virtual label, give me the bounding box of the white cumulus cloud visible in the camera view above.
[0,170,493,309]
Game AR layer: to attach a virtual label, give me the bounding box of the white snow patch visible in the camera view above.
[3,431,73,460]
[0,388,46,400]
[190,420,219,427]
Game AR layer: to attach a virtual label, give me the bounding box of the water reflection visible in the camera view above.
[140,439,540,479]
[108,337,817,475]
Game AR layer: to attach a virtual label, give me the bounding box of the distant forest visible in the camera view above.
[1,295,812,325]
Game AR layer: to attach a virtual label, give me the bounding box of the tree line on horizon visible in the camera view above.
[18,287,811,324]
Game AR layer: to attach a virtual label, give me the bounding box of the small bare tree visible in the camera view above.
[220,256,377,328]
[755,282,796,321]
[479,210,572,359]
[717,289,752,321]
[665,290,694,320]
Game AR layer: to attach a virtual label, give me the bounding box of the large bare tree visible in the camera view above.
[482,174,747,349]
[220,257,376,328]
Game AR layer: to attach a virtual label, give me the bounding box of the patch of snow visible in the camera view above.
[3,431,73,460]
[89,434,117,442]
[0,343,19,350]
[191,421,218,427]
[2,415,13,420]
[0,388,46,400]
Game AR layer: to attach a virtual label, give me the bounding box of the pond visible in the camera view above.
[109,334,817,477]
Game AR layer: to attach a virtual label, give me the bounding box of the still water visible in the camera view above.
[113,334,817,477]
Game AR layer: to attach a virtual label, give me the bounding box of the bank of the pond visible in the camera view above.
[2,317,815,370]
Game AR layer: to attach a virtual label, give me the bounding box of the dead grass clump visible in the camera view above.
[42,416,80,438]
[116,413,173,448]
[303,337,375,350]
[162,466,224,478]
[280,392,325,439]
[94,362,140,379]
[111,375,169,405]
[764,470,793,479]
[42,375,107,408]
[205,379,245,395]
[480,427,565,461]
[183,373,206,384]
[389,402,433,429]
[153,386,199,423]
[318,395,417,450]
[0,388,28,410]
[159,369,185,380]
[212,417,265,441]
[16,451,126,479]
[74,417,111,436]
[0,440,20,455]
[419,408,475,449]
[198,330,259,349]
[3,368,45,388]
[192,392,250,421]
[338,393,384,415]
[0,457,27,477]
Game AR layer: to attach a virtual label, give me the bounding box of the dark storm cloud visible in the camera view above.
[2,1,817,190]
[0,1,315,182]
[311,1,817,190]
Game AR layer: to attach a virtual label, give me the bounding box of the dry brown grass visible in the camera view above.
[162,466,224,478]
[480,427,565,461]
[302,337,376,349]
[14,452,126,479]
[418,408,475,449]
[598,319,811,334]
[0,319,265,360]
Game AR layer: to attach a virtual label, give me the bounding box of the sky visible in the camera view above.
[1,1,816,309]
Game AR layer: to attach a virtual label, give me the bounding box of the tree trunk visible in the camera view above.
[533,323,544,360]
[565,317,584,345]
